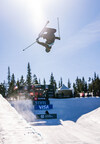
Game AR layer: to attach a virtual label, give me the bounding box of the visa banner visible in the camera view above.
[34,104,53,110]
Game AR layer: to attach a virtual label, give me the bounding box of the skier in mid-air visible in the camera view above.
[36,27,60,52]
[23,19,60,52]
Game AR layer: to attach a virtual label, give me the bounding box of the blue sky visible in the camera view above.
[0,0,100,87]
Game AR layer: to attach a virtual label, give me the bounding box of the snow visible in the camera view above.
[0,94,100,144]
[0,94,46,144]
[32,98,100,144]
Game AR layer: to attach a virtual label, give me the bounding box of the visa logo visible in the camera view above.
[39,105,49,110]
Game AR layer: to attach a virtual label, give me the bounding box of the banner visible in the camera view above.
[33,100,50,105]
[34,104,53,110]
[36,114,57,119]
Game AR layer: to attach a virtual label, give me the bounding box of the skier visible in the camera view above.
[45,110,49,115]
[23,19,60,52]
[36,27,60,53]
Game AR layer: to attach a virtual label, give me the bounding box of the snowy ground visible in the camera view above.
[0,94,100,144]
[34,107,100,144]
[0,94,46,144]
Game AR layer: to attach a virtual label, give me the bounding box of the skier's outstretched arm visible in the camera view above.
[55,36,60,40]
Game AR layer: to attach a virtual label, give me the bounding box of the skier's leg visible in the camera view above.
[45,47,51,53]
[36,40,51,52]
[37,40,47,47]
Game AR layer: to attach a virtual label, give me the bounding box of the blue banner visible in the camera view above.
[33,100,50,105]
[34,104,53,110]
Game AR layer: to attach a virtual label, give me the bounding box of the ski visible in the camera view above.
[23,41,36,51]
[57,17,60,38]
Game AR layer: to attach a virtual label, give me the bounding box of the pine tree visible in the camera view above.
[50,73,57,90]
[33,74,38,84]
[88,77,91,82]
[94,72,97,80]
[92,74,100,96]
[26,62,32,91]
[68,78,71,88]
[20,75,25,86]
[60,77,63,87]
[50,73,55,86]
[43,78,46,86]
[82,77,87,92]
[0,83,6,97]
[7,66,11,87]
[54,80,57,90]
[39,78,41,84]
[75,77,82,92]
[8,73,16,94]
[73,83,77,97]
[16,79,20,88]
[58,81,61,88]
